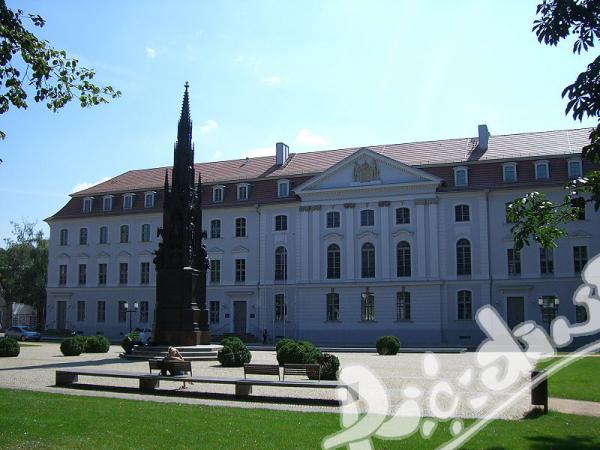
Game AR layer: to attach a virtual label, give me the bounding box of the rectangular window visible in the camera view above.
[455,205,470,222]
[99,226,108,244]
[326,211,340,228]
[144,192,155,208]
[59,265,67,286]
[209,301,220,324]
[210,220,221,239]
[540,248,554,275]
[235,259,246,282]
[360,209,374,226]
[395,207,410,224]
[140,262,150,285]
[457,291,472,320]
[123,195,133,209]
[275,215,287,231]
[78,264,87,285]
[119,263,128,284]
[79,228,88,245]
[120,225,129,243]
[83,198,93,213]
[503,164,517,182]
[103,196,113,211]
[571,197,586,220]
[540,295,558,323]
[507,248,521,276]
[278,181,289,198]
[97,301,106,323]
[574,246,588,273]
[274,294,286,321]
[98,263,107,285]
[535,162,549,180]
[77,301,85,322]
[326,292,340,321]
[118,301,126,322]
[235,218,246,237]
[454,168,468,186]
[396,291,411,321]
[237,185,248,200]
[568,159,582,179]
[361,292,375,321]
[213,187,224,202]
[141,224,151,242]
[210,259,221,284]
[59,229,68,246]
[139,301,149,323]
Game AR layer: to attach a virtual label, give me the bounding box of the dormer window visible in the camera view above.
[237,183,250,201]
[535,161,549,180]
[83,197,93,213]
[144,191,156,208]
[502,163,517,182]
[102,195,113,211]
[213,185,225,203]
[453,166,468,187]
[123,194,134,210]
[568,157,582,179]
[277,179,290,198]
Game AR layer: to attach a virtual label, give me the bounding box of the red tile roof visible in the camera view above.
[73,127,592,197]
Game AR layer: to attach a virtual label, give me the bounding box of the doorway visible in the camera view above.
[233,301,247,334]
[56,301,67,330]
[507,296,525,330]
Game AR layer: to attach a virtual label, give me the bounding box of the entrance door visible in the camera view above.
[233,301,247,334]
[56,301,67,330]
[507,296,525,330]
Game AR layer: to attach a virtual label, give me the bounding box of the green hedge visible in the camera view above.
[60,337,84,356]
[316,353,340,380]
[276,340,321,366]
[218,336,252,367]
[375,336,401,355]
[0,337,20,357]
[85,335,110,353]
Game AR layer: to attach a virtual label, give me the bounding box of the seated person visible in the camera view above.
[161,347,184,376]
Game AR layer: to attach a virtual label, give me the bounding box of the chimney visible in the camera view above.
[478,124,489,151]
[276,142,289,166]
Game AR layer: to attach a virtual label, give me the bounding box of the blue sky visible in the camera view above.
[0,0,596,244]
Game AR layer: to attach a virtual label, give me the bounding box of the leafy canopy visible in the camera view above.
[0,1,121,139]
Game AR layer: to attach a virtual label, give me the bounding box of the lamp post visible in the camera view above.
[124,301,138,334]
[537,296,559,333]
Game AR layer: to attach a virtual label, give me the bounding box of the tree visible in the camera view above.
[0,1,121,140]
[0,221,48,329]
[507,0,600,250]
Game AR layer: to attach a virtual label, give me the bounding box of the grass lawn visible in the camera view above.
[0,389,599,449]
[537,357,600,403]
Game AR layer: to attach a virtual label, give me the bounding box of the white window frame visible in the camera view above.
[534,160,549,180]
[102,195,114,211]
[568,157,583,179]
[236,183,250,201]
[502,162,517,182]
[144,191,156,208]
[83,197,93,213]
[274,214,288,231]
[141,224,151,242]
[326,211,341,228]
[59,228,68,246]
[277,179,290,198]
[212,185,225,203]
[453,166,468,187]
[123,193,134,210]
[99,226,109,244]
[360,209,375,227]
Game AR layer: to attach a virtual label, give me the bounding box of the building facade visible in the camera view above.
[45,122,599,346]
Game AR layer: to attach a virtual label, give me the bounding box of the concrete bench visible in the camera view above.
[243,364,281,380]
[55,368,354,399]
[148,359,193,376]
[283,364,320,381]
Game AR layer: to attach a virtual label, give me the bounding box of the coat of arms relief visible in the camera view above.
[353,158,380,182]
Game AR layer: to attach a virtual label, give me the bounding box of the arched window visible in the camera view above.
[361,243,375,278]
[327,244,341,279]
[457,290,472,320]
[210,219,221,239]
[275,246,287,280]
[397,241,411,277]
[456,238,471,276]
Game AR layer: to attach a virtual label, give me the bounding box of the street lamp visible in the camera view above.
[538,296,559,332]
[124,301,138,334]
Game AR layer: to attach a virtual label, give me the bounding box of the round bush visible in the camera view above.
[218,337,252,367]
[73,335,88,350]
[275,338,295,353]
[60,337,84,356]
[85,335,110,353]
[316,353,340,380]
[0,337,20,357]
[276,340,322,366]
[376,336,401,355]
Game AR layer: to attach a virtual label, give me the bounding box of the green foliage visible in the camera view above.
[60,337,83,356]
[0,1,121,139]
[217,336,252,367]
[376,336,401,355]
[316,353,340,380]
[275,338,295,353]
[84,335,110,353]
[120,333,138,354]
[0,337,20,357]
[276,340,322,366]
[0,222,48,326]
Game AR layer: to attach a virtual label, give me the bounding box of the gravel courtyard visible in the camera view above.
[0,343,531,419]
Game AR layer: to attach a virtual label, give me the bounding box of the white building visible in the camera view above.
[45,124,599,346]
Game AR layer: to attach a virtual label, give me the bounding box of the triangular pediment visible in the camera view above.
[296,148,441,194]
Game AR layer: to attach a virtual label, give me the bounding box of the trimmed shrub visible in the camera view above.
[376,335,401,355]
[85,335,110,353]
[275,338,295,353]
[218,337,252,367]
[73,335,88,350]
[0,337,20,357]
[317,353,340,380]
[60,337,84,356]
[276,340,322,366]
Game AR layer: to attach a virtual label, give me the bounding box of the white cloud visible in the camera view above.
[295,128,328,146]
[262,75,282,86]
[199,120,218,134]
[145,47,157,58]
[246,146,273,158]
[71,177,111,194]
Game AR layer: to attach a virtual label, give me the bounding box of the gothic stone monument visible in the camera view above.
[152,83,211,346]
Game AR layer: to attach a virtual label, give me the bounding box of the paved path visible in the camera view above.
[549,397,600,417]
